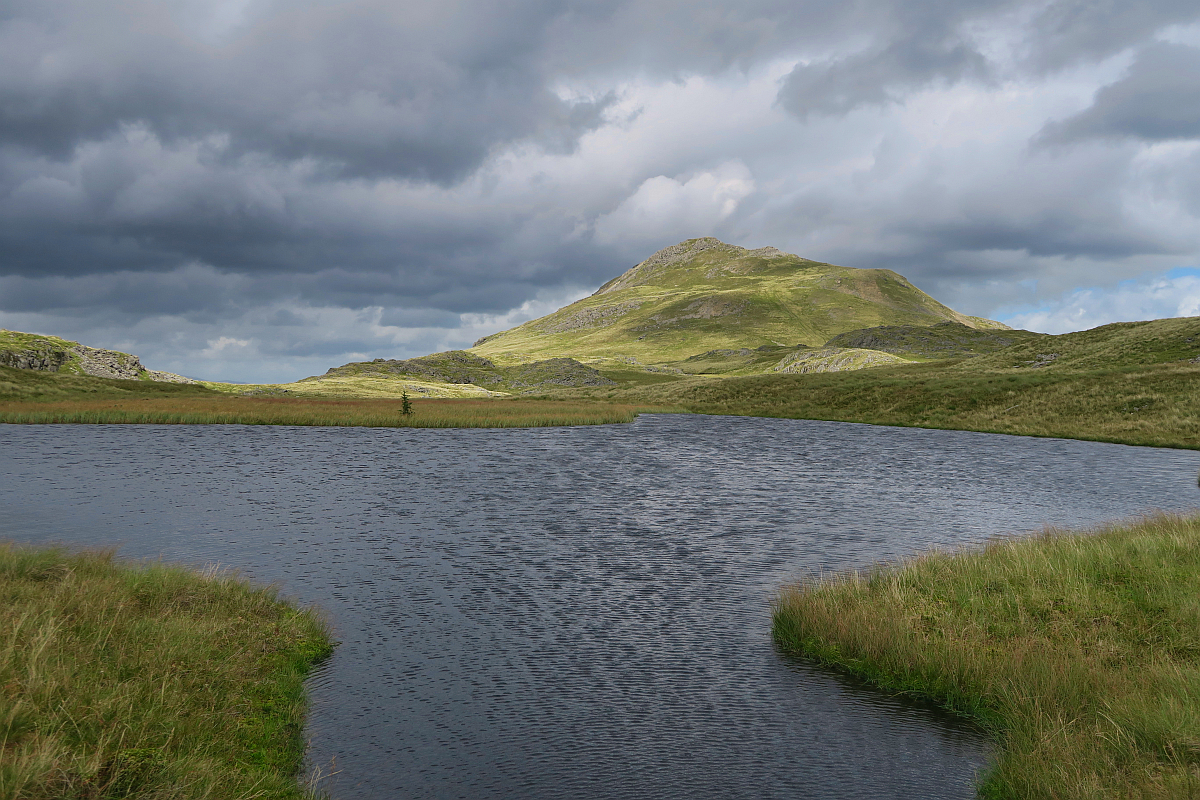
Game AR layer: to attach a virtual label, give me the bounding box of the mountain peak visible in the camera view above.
[594,238,794,297]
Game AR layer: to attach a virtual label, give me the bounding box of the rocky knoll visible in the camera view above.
[0,330,195,383]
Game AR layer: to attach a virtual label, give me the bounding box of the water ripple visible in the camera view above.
[2,415,1197,799]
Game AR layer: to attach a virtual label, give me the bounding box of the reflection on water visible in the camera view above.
[2,415,1196,799]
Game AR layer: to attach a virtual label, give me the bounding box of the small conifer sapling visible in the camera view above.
[401,391,413,416]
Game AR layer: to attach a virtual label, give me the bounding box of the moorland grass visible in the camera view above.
[0,544,333,799]
[0,395,665,428]
[610,360,1200,449]
[773,513,1200,799]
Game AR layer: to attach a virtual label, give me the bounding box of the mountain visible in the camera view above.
[471,238,1007,365]
[0,329,194,383]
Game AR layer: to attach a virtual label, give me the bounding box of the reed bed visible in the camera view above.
[0,543,333,800]
[773,513,1200,799]
[0,397,663,428]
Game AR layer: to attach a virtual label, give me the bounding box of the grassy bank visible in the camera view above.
[606,360,1200,449]
[0,395,671,428]
[1,544,333,800]
[773,513,1200,799]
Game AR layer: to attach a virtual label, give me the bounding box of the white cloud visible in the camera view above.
[1001,271,1200,333]
[201,336,251,356]
[592,161,756,247]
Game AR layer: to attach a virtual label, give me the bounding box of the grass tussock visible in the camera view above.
[773,513,1200,799]
[0,543,333,800]
[0,396,668,428]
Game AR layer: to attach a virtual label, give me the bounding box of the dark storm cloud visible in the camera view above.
[777,0,995,118]
[1040,43,1200,143]
[0,0,615,182]
[777,0,1200,119]
[378,308,461,329]
[1024,0,1200,70]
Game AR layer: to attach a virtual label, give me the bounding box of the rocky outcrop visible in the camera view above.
[592,238,739,296]
[506,358,616,389]
[69,345,147,380]
[0,347,72,372]
[0,330,197,383]
[773,347,907,374]
[331,350,505,384]
[535,301,643,334]
[649,296,745,324]
[146,370,198,384]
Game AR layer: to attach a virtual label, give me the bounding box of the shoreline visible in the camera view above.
[0,544,334,799]
[773,513,1200,798]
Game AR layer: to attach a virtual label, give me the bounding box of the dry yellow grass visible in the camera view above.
[0,395,667,428]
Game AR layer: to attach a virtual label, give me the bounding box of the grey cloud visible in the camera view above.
[2,0,1200,381]
[778,38,989,118]
[1026,0,1200,72]
[267,308,309,326]
[1039,43,1200,143]
[775,0,1008,118]
[776,0,1200,120]
[0,0,612,184]
[378,308,462,328]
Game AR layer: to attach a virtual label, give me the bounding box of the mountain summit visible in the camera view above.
[471,238,1005,363]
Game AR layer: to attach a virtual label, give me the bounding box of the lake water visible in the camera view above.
[2,415,1197,799]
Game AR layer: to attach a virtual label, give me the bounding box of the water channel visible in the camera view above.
[2,414,1197,799]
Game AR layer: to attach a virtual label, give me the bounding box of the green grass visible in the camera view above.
[544,317,1200,449]
[0,366,216,402]
[6,315,1200,445]
[773,513,1200,799]
[824,320,1048,359]
[0,544,333,799]
[607,360,1200,449]
[0,394,668,428]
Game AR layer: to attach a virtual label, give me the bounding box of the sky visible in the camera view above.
[2,0,1199,382]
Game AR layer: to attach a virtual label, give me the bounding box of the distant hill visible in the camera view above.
[946,316,1200,373]
[0,329,194,383]
[471,238,1007,365]
[311,350,616,396]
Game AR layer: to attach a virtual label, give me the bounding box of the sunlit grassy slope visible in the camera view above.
[471,238,1006,364]
[0,365,216,401]
[559,316,1200,449]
